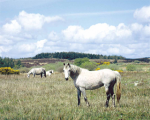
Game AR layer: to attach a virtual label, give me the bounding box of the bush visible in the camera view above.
[56,66,64,73]
[74,58,89,66]
[126,64,136,71]
[109,64,119,70]
[134,60,140,63]
[0,67,20,74]
[103,62,110,65]
[80,62,97,71]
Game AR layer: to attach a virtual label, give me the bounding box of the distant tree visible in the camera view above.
[113,58,118,63]
[32,52,125,60]
[16,60,22,66]
[0,57,4,67]
[0,57,15,67]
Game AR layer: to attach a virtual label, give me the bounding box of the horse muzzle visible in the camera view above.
[65,78,68,81]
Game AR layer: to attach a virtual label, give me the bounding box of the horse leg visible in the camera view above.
[112,94,115,107]
[110,79,116,107]
[105,86,111,107]
[106,91,111,107]
[41,73,42,78]
[110,87,115,107]
[77,88,81,106]
[80,87,90,106]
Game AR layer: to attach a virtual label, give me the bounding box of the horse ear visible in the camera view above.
[63,63,65,66]
[68,63,71,67]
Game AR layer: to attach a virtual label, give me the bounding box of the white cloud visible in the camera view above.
[19,43,36,53]
[134,6,150,23]
[131,23,143,32]
[0,45,12,57]
[2,20,22,34]
[116,23,132,38]
[62,23,132,43]
[143,24,150,37]
[36,39,47,48]
[130,23,150,40]
[18,11,64,30]
[0,35,13,45]
[108,47,120,54]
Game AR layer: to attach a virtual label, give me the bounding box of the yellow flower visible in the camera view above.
[103,62,110,65]
[95,68,100,71]
[115,70,123,73]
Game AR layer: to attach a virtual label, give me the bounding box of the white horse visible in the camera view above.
[63,63,121,107]
[47,70,54,76]
[27,68,46,78]
[44,70,54,76]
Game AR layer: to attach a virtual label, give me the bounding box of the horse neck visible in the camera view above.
[70,65,81,80]
[28,69,33,74]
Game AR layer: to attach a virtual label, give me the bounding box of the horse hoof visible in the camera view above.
[87,104,90,107]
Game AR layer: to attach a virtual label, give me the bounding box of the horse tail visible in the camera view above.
[114,71,121,103]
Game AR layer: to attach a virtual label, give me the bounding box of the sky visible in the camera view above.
[0,0,150,58]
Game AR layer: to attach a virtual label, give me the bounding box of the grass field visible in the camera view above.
[0,71,150,119]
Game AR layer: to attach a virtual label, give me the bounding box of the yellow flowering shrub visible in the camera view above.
[102,62,110,65]
[97,61,110,65]
[97,63,101,65]
[0,67,20,74]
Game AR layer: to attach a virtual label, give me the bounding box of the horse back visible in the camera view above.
[76,69,116,89]
[33,68,45,74]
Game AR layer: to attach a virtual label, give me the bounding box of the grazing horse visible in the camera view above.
[27,68,46,78]
[63,63,121,107]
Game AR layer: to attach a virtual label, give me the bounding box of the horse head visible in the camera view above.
[63,63,71,81]
[27,73,30,78]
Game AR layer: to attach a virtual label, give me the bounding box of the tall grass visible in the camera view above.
[0,71,150,119]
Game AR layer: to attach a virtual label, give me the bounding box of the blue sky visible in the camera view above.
[0,0,150,58]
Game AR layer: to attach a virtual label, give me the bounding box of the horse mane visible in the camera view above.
[70,64,88,75]
[28,69,33,74]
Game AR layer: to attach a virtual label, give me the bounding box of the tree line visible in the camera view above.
[33,52,125,60]
[0,57,23,68]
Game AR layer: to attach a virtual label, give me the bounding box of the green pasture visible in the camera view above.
[0,61,150,119]
[0,71,150,119]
